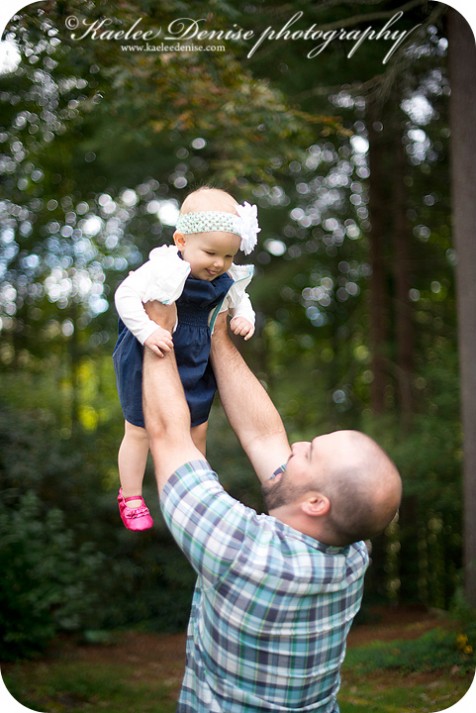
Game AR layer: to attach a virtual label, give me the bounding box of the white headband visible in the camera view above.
[175,202,260,255]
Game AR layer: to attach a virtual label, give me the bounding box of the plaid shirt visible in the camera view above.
[161,460,369,713]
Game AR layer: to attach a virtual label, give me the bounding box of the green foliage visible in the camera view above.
[0,0,466,658]
[0,490,104,660]
[450,587,476,660]
[0,396,197,651]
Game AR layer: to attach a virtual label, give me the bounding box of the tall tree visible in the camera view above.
[390,94,414,424]
[367,96,390,414]
[448,7,476,607]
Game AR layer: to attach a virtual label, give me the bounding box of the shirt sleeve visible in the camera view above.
[160,460,253,587]
[227,291,256,325]
[114,261,163,344]
[114,245,190,344]
[219,263,256,325]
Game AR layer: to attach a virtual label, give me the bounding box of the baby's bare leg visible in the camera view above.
[118,420,149,507]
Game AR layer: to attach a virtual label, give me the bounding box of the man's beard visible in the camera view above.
[262,473,319,512]
[261,474,292,511]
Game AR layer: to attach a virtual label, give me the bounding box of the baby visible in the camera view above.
[113,187,260,530]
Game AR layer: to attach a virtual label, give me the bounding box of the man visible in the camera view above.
[143,304,402,713]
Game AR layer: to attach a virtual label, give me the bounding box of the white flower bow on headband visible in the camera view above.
[235,202,260,255]
[175,201,261,255]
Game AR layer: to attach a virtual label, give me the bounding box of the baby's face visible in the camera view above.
[174,231,240,281]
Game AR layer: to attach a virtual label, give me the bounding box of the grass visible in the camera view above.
[3,665,471,713]
[339,626,475,712]
[1,625,475,713]
[339,675,470,713]
[343,627,475,675]
[2,661,178,713]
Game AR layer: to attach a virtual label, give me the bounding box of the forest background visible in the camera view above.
[1,0,475,675]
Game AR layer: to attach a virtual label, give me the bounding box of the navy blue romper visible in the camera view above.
[113,271,234,428]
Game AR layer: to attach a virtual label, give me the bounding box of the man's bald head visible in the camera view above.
[319,431,402,545]
[263,430,402,547]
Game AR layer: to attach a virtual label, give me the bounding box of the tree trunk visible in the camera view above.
[367,101,389,414]
[68,301,81,436]
[448,8,476,607]
[392,118,414,425]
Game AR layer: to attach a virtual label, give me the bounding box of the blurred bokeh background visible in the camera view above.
[1,0,474,661]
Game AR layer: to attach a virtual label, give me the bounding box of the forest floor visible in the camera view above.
[2,606,475,713]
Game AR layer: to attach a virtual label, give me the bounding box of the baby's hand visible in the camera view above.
[230,316,255,341]
[144,326,174,357]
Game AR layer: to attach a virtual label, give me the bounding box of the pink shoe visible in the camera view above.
[118,488,154,531]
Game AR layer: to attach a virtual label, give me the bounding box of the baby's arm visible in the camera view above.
[221,264,256,341]
[117,265,173,355]
[144,326,174,357]
[115,246,190,348]
[115,261,170,346]
[228,290,255,341]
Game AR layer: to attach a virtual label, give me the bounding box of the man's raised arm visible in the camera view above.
[210,314,291,484]
[142,303,203,493]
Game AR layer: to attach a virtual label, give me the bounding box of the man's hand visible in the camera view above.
[230,316,255,341]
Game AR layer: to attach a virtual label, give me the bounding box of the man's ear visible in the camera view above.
[301,493,330,518]
[173,231,186,249]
